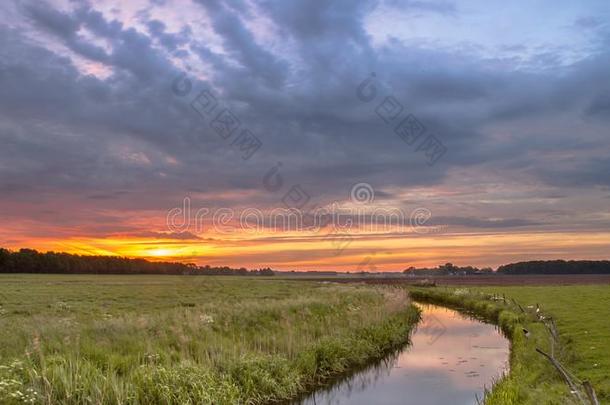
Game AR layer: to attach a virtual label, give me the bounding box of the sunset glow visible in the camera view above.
[1,0,609,271]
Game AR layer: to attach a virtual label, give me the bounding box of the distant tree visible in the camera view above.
[438,263,457,273]
[0,248,12,272]
[259,268,275,276]
[402,263,490,276]
[497,260,610,275]
[0,247,275,276]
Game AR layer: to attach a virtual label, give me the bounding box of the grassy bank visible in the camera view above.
[475,285,610,403]
[0,275,419,404]
[409,286,608,405]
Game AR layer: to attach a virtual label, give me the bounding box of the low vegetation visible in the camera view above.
[2,272,606,404]
[0,275,418,404]
[409,285,610,405]
[476,285,610,403]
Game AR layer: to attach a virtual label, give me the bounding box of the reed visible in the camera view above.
[0,275,419,404]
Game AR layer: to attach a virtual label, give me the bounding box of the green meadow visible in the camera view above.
[477,285,610,403]
[0,275,418,404]
[1,275,608,404]
[410,284,610,404]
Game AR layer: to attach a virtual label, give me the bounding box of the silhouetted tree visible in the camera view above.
[497,260,610,275]
[0,248,275,276]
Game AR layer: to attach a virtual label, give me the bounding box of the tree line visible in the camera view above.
[2,248,608,275]
[403,260,610,275]
[497,260,610,275]
[403,263,493,276]
[0,248,274,276]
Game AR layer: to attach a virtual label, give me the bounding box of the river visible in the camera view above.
[293,303,510,405]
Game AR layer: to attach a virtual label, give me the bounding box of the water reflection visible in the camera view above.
[293,304,509,405]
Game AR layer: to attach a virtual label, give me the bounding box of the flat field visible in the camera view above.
[475,285,610,403]
[289,274,610,286]
[0,274,417,404]
[2,274,607,404]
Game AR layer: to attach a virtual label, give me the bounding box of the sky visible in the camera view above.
[1,0,609,271]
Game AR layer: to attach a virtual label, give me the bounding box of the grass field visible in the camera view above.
[0,275,418,404]
[1,275,608,404]
[410,285,610,405]
[476,285,610,403]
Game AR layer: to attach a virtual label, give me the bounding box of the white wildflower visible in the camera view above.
[453,288,469,296]
[199,314,214,324]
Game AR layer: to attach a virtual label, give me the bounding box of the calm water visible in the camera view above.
[293,304,509,405]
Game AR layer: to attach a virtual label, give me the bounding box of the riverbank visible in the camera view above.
[474,285,610,404]
[294,303,510,405]
[0,275,420,404]
[409,287,606,404]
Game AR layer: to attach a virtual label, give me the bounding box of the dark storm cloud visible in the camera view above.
[429,217,540,229]
[586,93,610,119]
[539,158,610,188]
[24,3,110,63]
[385,0,457,16]
[24,2,79,38]
[1,0,610,231]
[261,0,374,41]
[146,20,191,52]
[195,0,289,88]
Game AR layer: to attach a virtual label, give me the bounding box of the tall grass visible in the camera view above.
[0,275,419,404]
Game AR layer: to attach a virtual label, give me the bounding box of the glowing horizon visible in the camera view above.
[1,0,609,271]
[3,225,610,271]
